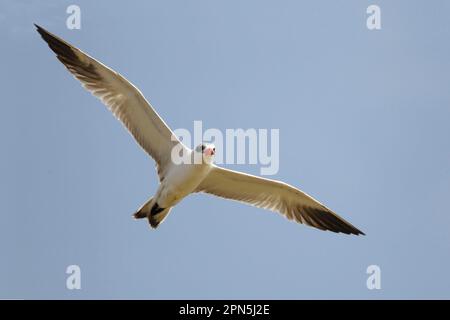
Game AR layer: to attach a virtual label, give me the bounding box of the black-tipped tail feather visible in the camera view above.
[133,198,171,229]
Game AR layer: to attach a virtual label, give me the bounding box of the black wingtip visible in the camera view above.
[34,23,44,34]
[304,207,365,236]
[34,24,59,43]
[34,23,82,63]
[344,225,365,236]
[349,225,365,236]
[352,229,365,236]
[34,23,53,43]
[336,229,365,236]
[345,227,365,236]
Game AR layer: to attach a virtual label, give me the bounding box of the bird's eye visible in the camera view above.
[213,148,215,152]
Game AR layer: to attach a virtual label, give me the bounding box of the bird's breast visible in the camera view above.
[157,163,212,207]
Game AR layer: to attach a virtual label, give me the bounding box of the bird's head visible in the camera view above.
[195,143,216,164]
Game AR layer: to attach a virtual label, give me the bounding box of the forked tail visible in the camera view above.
[133,197,172,228]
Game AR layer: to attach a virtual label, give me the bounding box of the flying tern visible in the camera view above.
[35,24,364,235]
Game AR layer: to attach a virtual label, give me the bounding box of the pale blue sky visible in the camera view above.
[1,0,450,299]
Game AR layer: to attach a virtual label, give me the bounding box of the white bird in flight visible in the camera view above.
[36,24,364,235]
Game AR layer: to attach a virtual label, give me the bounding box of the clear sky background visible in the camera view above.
[1,0,450,299]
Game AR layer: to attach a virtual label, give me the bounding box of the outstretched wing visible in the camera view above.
[196,166,364,235]
[35,24,184,179]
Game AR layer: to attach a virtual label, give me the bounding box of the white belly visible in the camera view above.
[155,163,211,208]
